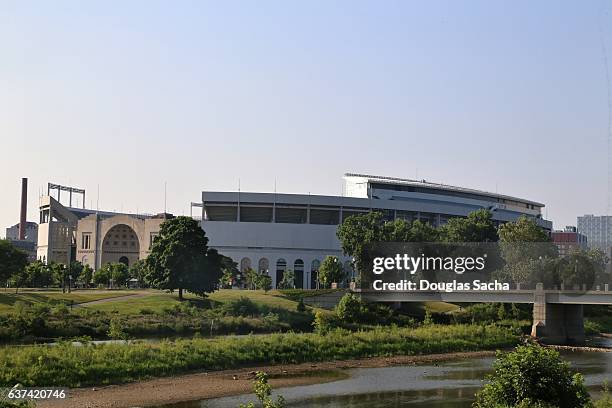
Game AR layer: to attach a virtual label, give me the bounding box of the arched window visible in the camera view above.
[275,259,287,289]
[294,259,304,289]
[311,259,320,289]
[258,258,269,274]
[119,256,129,266]
[240,257,252,272]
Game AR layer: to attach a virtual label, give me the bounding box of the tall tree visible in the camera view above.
[497,215,557,286]
[0,239,28,286]
[144,216,222,299]
[337,212,438,275]
[440,209,498,242]
[498,215,550,243]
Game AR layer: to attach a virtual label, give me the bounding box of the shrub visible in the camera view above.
[335,294,363,323]
[222,297,260,317]
[296,298,306,312]
[473,344,591,408]
[313,310,337,334]
[423,310,434,326]
[239,371,285,408]
[585,320,603,335]
[595,382,612,408]
[107,317,129,340]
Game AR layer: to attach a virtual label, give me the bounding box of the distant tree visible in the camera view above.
[255,274,272,292]
[108,262,130,287]
[219,256,241,288]
[244,267,258,290]
[440,209,498,242]
[556,250,596,289]
[50,262,69,292]
[80,264,94,288]
[497,216,557,286]
[144,216,222,299]
[0,239,28,286]
[337,212,439,276]
[11,266,29,293]
[25,260,53,288]
[93,266,110,286]
[473,344,591,408]
[219,268,234,289]
[66,261,84,292]
[585,248,610,286]
[278,268,295,289]
[498,215,550,243]
[318,256,344,288]
[129,260,147,288]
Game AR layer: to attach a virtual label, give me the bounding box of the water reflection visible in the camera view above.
[161,351,612,408]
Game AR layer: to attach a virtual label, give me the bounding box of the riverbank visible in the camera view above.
[37,350,498,408]
[0,325,517,388]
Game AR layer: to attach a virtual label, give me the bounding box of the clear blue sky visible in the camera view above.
[1,0,611,235]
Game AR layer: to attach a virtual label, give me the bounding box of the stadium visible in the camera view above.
[35,173,551,289]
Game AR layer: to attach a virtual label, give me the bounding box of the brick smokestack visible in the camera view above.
[19,178,27,241]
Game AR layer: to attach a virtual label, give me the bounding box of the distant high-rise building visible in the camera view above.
[551,226,587,257]
[576,215,612,252]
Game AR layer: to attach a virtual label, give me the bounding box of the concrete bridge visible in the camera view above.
[352,283,612,345]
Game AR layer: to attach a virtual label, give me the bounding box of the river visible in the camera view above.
[160,342,612,408]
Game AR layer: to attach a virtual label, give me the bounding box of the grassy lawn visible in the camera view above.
[425,301,460,313]
[0,290,140,313]
[81,289,329,315]
[0,288,449,316]
[82,293,188,314]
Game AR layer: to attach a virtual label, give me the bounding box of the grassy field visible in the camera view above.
[0,289,333,343]
[0,324,519,388]
[0,290,141,313]
[0,288,453,316]
[81,289,332,315]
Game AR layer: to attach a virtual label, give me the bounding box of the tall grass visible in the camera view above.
[0,324,518,388]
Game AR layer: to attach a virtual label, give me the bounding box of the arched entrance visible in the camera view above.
[101,224,140,266]
[294,259,304,289]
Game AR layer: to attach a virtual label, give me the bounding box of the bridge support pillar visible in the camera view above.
[531,302,585,345]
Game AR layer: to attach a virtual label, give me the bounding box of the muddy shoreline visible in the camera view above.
[37,351,498,408]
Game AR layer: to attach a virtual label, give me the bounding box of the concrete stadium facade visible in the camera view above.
[36,195,170,269]
[197,173,552,289]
